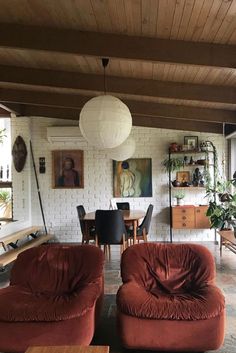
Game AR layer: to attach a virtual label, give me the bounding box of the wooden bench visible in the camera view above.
[0,226,54,269]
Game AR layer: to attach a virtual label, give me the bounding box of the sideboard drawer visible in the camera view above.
[172,220,195,229]
[172,207,195,218]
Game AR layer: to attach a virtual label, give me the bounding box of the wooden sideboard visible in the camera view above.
[172,205,210,229]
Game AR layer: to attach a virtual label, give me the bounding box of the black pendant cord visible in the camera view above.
[30,140,48,235]
[102,58,109,95]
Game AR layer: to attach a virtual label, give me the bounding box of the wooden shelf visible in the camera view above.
[172,186,206,189]
[0,181,12,188]
[170,150,213,154]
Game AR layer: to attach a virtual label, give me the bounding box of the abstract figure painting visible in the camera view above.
[52,150,84,189]
[113,158,152,197]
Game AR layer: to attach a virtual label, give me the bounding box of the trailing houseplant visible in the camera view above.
[200,140,218,192]
[162,157,183,173]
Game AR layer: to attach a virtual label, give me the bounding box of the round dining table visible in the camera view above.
[83,210,146,244]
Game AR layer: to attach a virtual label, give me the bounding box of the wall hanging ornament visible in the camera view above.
[79,58,132,149]
[12,136,27,172]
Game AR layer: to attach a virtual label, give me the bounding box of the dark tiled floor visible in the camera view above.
[0,242,236,352]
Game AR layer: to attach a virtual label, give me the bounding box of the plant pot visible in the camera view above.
[176,198,184,206]
[219,193,231,202]
[172,180,180,187]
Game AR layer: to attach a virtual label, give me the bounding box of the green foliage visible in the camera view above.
[0,190,11,205]
[206,179,236,230]
[173,190,185,199]
[0,128,6,144]
[162,157,183,173]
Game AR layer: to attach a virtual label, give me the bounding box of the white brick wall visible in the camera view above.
[10,116,227,243]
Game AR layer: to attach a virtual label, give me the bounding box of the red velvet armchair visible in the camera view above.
[117,243,225,352]
[0,244,104,352]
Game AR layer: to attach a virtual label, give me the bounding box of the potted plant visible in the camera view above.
[162,157,183,173]
[206,179,236,230]
[174,190,185,206]
[0,190,12,219]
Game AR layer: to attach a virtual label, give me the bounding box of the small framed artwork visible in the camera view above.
[176,171,191,183]
[52,150,84,189]
[184,136,198,150]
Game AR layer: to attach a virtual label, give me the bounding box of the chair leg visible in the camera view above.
[143,229,147,242]
[95,235,98,247]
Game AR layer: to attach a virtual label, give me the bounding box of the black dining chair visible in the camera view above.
[116,202,130,210]
[76,205,95,244]
[95,210,128,259]
[128,204,154,244]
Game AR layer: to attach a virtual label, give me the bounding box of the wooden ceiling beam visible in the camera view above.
[0,24,235,69]
[20,104,222,134]
[0,88,236,124]
[0,65,235,104]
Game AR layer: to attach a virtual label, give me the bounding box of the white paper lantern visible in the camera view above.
[79,95,132,148]
[108,137,136,161]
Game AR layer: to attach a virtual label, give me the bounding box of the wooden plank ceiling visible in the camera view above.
[0,0,236,133]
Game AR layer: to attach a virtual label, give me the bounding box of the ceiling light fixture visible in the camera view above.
[79,58,132,149]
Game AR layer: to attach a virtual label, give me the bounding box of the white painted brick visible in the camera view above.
[10,116,227,243]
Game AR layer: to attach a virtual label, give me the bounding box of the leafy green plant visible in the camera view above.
[206,179,236,230]
[162,157,183,173]
[0,190,12,219]
[0,128,6,144]
[173,190,185,200]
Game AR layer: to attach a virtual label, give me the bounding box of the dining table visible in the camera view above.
[83,210,146,244]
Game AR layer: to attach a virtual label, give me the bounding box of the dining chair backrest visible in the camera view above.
[116,202,130,210]
[110,199,118,210]
[76,205,86,235]
[138,204,153,235]
[95,210,127,245]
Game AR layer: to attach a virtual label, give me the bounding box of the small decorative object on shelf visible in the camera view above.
[200,141,212,151]
[174,190,185,206]
[172,180,181,187]
[169,142,179,152]
[184,136,198,151]
[192,168,204,187]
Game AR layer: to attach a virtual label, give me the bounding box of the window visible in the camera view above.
[0,118,12,223]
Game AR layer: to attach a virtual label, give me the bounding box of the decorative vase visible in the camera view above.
[177,198,184,206]
[169,143,179,152]
[200,141,212,151]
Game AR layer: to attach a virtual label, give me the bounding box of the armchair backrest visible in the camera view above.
[95,210,127,244]
[10,245,104,295]
[121,243,215,294]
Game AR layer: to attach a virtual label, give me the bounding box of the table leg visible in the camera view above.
[133,220,137,244]
[220,235,222,257]
[84,221,89,244]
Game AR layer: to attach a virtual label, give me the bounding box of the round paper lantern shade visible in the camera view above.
[108,137,136,161]
[79,95,132,148]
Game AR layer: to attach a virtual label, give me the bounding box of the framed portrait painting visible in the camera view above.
[52,150,84,189]
[113,158,152,197]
